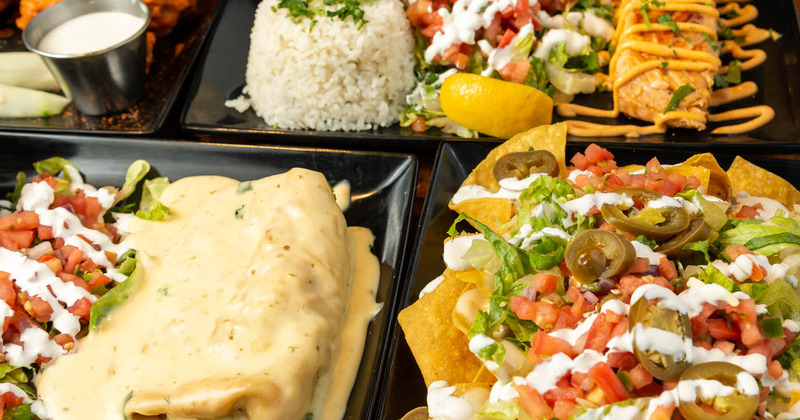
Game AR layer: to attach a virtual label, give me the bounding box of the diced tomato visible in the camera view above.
[39,255,63,275]
[605,309,623,324]
[411,115,428,132]
[406,0,432,26]
[626,258,651,274]
[484,14,503,43]
[570,370,594,391]
[552,399,577,420]
[0,274,15,310]
[727,298,758,324]
[87,272,112,290]
[747,340,771,359]
[544,386,583,404]
[648,404,675,420]
[628,364,654,390]
[83,196,102,221]
[736,204,761,219]
[80,258,100,274]
[750,264,768,282]
[588,362,631,403]
[530,330,576,358]
[67,297,92,320]
[0,230,35,251]
[645,157,664,177]
[767,359,784,380]
[554,307,581,330]
[499,60,530,83]
[607,352,636,370]
[510,296,559,328]
[0,211,39,231]
[37,225,53,241]
[636,382,664,397]
[713,340,736,354]
[59,272,92,293]
[0,391,23,409]
[26,296,53,323]
[584,144,614,164]
[498,28,517,48]
[53,333,75,351]
[583,313,613,352]
[531,273,558,295]
[610,317,629,339]
[725,244,752,261]
[420,20,442,38]
[570,152,589,170]
[657,257,678,281]
[618,275,673,302]
[514,385,554,419]
[62,246,85,275]
[707,318,741,341]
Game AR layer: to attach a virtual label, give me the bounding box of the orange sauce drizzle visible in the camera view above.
[557,0,775,137]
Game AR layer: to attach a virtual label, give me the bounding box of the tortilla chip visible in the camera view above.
[462,123,568,193]
[398,274,486,387]
[450,197,515,233]
[727,156,800,208]
[472,367,498,384]
[671,153,731,200]
[447,268,494,296]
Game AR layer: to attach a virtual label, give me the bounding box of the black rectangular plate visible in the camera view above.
[0,133,418,420]
[0,0,223,135]
[377,141,800,419]
[181,0,800,149]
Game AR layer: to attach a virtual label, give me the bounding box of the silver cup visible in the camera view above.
[22,0,151,116]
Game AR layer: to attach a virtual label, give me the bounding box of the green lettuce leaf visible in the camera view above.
[3,404,34,420]
[716,220,796,257]
[755,278,800,321]
[478,398,520,420]
[0,364,34,398]
[3,172,25,208]
[135,177,170,220]
[32,157,82,194]
[697,264,738,292]
[89,253,141,330]
[117,160,151,201]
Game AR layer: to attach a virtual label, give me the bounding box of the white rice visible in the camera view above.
[226,0,416,131]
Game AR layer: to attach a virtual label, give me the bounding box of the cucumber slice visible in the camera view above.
[0,84,70,118]
[0,52,60,92]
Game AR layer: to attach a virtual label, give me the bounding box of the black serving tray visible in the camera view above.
[181,0,800,149]
[0,0,224,135]
[377,141,800,419]
[0,133,418,420]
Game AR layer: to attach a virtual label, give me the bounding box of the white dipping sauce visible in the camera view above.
[38,12,145,55]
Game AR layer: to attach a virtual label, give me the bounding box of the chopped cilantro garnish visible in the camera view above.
[664,83,695,113]
[702,32,720,51]
[275,0,371,30]
[714,60,742,88]
[661,61,669,68]
[656,14,680,35]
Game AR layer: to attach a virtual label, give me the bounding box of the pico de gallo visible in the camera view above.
[0,158,166,419]
[417,144,800,419]
[400,0,614,136]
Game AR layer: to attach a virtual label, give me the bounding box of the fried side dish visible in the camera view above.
[14,0,196,35]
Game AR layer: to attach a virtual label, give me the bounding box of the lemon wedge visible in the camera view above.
[440,73,554,138]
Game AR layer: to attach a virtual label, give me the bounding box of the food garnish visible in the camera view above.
[440,73,553,138]
[400,122,800,419]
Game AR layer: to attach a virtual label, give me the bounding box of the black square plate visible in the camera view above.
[377,141,800,419]
[0,133,418,419]
[181,0,800,148]
[0,0,223,134]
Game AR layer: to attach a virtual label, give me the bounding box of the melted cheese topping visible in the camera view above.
[35,169,380,420]
[557,0,775,137]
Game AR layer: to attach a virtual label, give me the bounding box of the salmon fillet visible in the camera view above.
[612,0,720,130]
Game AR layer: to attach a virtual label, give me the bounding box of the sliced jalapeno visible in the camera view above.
[493,150,559,181]
[677,362,759,420]
[628,291,692,381]
[400,407,429,420]
[655,219,712,258]
[565,230,636,284]
[601,204,690,240]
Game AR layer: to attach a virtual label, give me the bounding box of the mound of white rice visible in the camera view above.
[227,0,415,131]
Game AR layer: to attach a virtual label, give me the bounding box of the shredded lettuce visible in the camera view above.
[3,404,34,420]
[0,364,35,398]
[478,398,520,420]
[135,177,170,221]
[696,264,739,292]
[32,157,82,194]
[117,160,151,201]
[3,172,25,208]
[89,253,141,330]
[755,278,800,321]
[716,219,798,257]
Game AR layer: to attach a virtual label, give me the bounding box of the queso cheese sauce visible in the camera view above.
[35,169,380,420]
